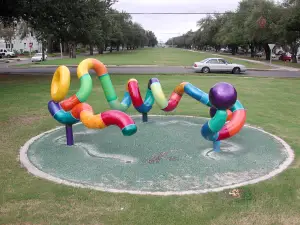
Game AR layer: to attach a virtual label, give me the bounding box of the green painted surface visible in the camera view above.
[27,116,288,193]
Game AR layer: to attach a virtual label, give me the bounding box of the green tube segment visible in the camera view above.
[76,74,93,102]
[144,89,155,106]
[98,74,131,112]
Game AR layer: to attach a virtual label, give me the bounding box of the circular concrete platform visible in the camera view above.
[20,115,294,195]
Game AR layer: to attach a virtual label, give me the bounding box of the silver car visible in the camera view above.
[193,58,247,74]
[31,53,48,62]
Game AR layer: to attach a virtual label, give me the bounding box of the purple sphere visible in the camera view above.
[209,82,237,110]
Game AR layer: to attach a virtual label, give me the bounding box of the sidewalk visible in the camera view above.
[189,50,300,72]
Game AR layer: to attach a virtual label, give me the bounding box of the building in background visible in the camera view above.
[0,22,41,53]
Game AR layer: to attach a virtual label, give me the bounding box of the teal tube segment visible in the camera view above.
[230,100,244,112]
[208,110,227,132]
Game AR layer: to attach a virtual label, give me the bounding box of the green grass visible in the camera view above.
[272,60,300,68]
[19,48,272,69]
[1,74,300,224]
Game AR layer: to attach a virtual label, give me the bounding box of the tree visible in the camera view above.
[0,23,16,50]
[146,31,158,47]
[1,0,158,57]
[0,0,25,24]
[278,0,300,62]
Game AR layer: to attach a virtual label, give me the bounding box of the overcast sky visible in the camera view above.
[113,0,240,42]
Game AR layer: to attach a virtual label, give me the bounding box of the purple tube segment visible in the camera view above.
[48,100,61,116]
[66,124,74,146]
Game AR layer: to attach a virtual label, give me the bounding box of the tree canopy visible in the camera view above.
[0,0,158,57]
[166,0,300,62]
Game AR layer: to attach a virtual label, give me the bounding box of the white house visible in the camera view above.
[0,23,41,53]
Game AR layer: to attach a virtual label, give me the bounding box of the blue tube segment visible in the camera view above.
[48,100,79,125]
[135,104,152,113]
[133,89,154,113]
[184,83,211,106]
[201,121,219,141]
[120,91,132,107]
[213,141,221,152]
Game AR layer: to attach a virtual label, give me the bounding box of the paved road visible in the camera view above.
[0,66,299,78]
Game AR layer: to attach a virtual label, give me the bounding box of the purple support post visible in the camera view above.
[66,124,74,146]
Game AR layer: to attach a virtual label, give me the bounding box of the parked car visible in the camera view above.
[254,51,264,57]
[193,58,247,74]
[31,53,47,62]
[0,48,15,58]
[279,53,292,62]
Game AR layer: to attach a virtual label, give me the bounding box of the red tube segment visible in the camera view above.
[163,82,187,112]
[217,109,247,141]
[128,79,144,108]
[101,110,136,130]
[61,95,81,111]
[163,92,183,112]
[70,103,136,134]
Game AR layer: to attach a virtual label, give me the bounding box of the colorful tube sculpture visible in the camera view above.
[48,58,246,151]
[48,62,137,146]
[127,78,246,152]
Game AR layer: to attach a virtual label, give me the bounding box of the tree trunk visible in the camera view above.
[97,45,104,54]
[42,41,45,61]
[47,36,52,53]
[231,45,237,55]
[291,43,298,63]
[63,42,69,54]
[89,44,93,55]
[250,43,255,58]
[110,42,113,53]
[69,43,76,58]
[117,45,120,51]
[263,43,270,60]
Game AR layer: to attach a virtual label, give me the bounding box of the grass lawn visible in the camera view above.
[1,74,300,224]
[21,48,272,69]
[271,60,300,68]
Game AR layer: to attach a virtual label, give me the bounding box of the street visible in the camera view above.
[0,66,299,78]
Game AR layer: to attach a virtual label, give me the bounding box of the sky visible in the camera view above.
[113,0,240,43]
